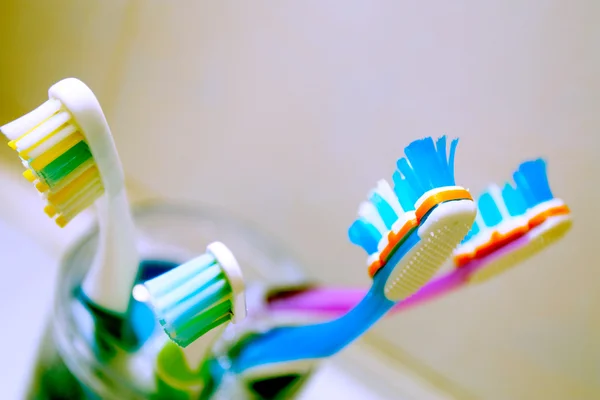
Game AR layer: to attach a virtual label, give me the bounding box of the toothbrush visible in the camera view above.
[0,78,139,340]
[266,158,572,317]
[143,241,245,398]
[455,158,571,282]
[217,136,476,378]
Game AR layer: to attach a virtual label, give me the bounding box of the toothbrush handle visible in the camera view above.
[267,234,525,317]
[268,266,472,317]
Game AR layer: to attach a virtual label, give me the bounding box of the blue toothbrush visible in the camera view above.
[226,136,477,379]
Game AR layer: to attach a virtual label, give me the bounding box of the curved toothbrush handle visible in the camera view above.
[267,268,468,317]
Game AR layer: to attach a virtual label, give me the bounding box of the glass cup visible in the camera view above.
[24,202,311,399]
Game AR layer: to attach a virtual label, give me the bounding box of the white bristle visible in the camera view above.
[377,211,418,253]
[377,235,389,252]
[358,201,387,233]
[29,124,77,159]
[366,252,380,268]
[16,111,71,152]
[390,210,416,234]
[374,179,404,215]
[0,99,62,140]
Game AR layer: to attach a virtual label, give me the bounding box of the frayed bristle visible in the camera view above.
[1,99,103,227]
[460,183,524,246]
[358,201,387,233]
[348,219,381,255]
[477,191,503,228]
[368,187,398,230]
[502,183,528,217]
[349,136,466,259]
[513,159,554,208]
[455,158,570,270]
[394,136,459,209]
[144,253,236,348]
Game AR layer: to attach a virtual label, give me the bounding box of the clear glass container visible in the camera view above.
[25,202,311,399]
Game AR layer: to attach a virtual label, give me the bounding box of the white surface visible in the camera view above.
[0,218,59,400]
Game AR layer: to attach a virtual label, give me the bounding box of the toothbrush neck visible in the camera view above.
[232,281,395,374]
[185,324,227,369]
[321,282,394,352]
[81,187,139,315]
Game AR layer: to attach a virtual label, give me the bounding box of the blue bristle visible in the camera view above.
[394,136,459,210]
[350,135,461,255]
[478,192,503,227]
[501,183,528,217]
[515,159,554,207]
[513,171,536,207]
[462,220,480,243]
[396,157,424,204]
[348,219,381,255]
[370,192,397,229]
[447,138,458,186]
[392,171,418,211]
[404,137,444,188]
[435,136,451,184]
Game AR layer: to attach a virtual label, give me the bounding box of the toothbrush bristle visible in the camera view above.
[502,183,528,217]
[477,192,503,228]
[394,136,459,208]
[368,190,397,230]
[454,158,570,270]
[358,201,387,234]
[461,219,480,243]
[144,253,236,348]
[513,159,554,208]
[349,135,465,257]
[349,136,475,287]
[348,219,381,255]
[1,99,104,227]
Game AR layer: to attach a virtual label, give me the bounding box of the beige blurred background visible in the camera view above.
[0,1,598,399]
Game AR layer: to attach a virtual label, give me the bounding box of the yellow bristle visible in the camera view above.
[55,215,69,228]
[23,169,36,182]
[60,184,103,217]
[47,166,100,206]
[54,185,103,228]
[8,140,17,150]
[29,132,84,171]
[35,180,50,193]
[50,178,101,216]
[44,204,57,217]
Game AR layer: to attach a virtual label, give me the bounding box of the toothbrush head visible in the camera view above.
[454,158,572,283]
[454,184,531,267]
[513,159,571,228]
[144,242,246,348]
[0,78,124,227]
[349,136,476,300]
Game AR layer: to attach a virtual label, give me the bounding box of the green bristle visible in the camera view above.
[37,141,93,187]
[175,312,231,348]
